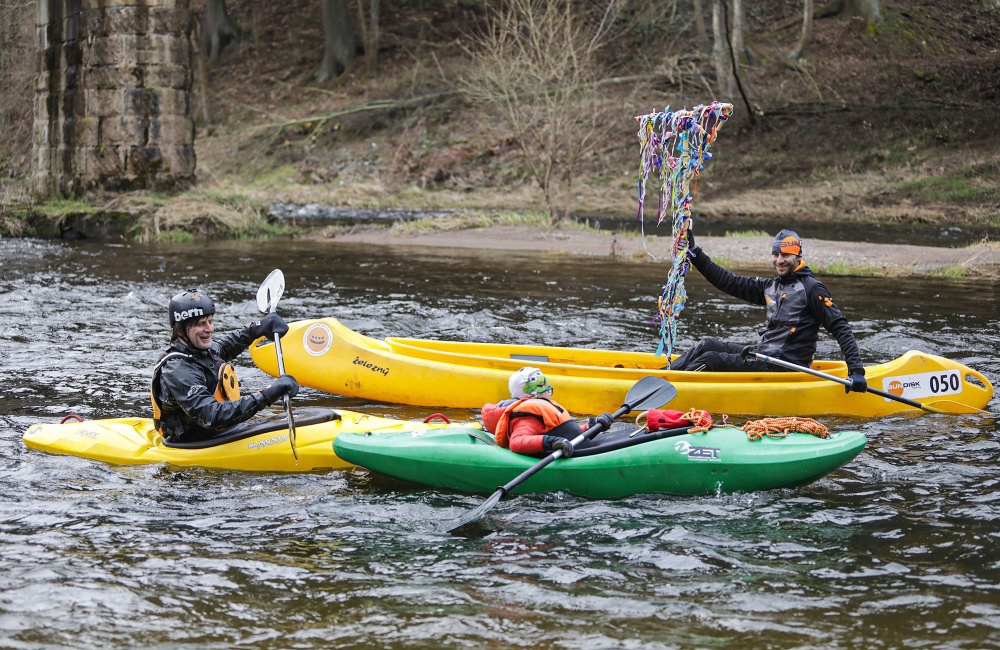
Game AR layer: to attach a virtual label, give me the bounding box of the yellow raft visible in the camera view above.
[250,317,993,417]
[23,407,473,472]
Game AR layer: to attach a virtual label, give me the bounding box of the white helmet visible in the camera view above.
[508,366,553,399]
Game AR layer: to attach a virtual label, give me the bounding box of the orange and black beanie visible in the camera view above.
[771,229,802,256]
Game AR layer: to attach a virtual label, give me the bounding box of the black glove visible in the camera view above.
[587,412,616,430]
[741,346,755,361]
[685,229,700,261]
[260,374,299,403]
[845,373,867,394]
[251,313,289,341]
[543,435,574,458]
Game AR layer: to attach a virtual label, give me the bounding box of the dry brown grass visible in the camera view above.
[130,192,274,242]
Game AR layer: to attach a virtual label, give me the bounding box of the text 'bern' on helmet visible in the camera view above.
[168,289,216,328]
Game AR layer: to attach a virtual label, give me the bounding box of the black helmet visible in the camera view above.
[168,289,216,328]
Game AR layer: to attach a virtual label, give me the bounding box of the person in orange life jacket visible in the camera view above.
[150,289,300,443]
[480,367,615,457]
[670,229,868,394]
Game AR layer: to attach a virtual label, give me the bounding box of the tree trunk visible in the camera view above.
[712,0,735,99]
[188,20,212,124]
[354,0,380,78]
[789,0,814,60]
[692,0,709,54]
[317,0,358,82]
[844,0,882,25]
[201,0,242,67]
[730,0,744,65]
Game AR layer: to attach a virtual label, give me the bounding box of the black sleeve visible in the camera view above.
[806,280,865,376]
[213,324,258,362]
[689,247,768,306]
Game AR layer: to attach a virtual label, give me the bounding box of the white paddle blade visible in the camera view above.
[256,269,285,314]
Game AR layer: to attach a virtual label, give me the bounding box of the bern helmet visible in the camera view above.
[509,366,553,399]
[168,289,216,328]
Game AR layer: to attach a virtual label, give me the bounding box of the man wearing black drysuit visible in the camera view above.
[670,229,868,395]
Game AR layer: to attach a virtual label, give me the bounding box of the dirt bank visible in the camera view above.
[326,225,999,278]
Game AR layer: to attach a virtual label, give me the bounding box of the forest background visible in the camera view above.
[0,0,998,245]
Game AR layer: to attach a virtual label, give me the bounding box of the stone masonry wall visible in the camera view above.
[32,0,194,197]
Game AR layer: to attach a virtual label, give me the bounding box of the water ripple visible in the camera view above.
[1,239,999,648]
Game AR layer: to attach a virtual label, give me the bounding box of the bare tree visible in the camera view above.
[730,0,744,65]
[201,0,243,67]
[709,0,757,127]
[789,0,814,60]
[789,0,881,29]
[842,0,881,26]
[316,0,358,82]
[354,0,380,78]
[712,0,736,98]
[462,0,624,221]
[692,0,710,53]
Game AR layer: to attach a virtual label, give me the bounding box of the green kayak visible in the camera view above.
[334,425,868,498]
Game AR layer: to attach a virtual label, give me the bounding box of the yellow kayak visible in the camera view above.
[250,318,993,417]
[23,407,474,472]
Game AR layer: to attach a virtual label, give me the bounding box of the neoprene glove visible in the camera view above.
[260,374,299,403]
[587,412,616,430]
[543,435,574,458]
[845,373,868,394]
[252,313,289,341]
[685,228,700,260]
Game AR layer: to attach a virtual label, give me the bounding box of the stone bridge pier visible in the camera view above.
[32,0,194,197]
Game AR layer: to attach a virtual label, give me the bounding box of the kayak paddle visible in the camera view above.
[445,375,678,533]
[256,269,298,460]
[746,349,989,415]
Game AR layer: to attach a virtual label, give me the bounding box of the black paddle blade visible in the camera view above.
[624,376,677,411]
[446,489,504,534]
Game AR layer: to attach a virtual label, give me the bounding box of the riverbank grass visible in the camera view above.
[388,210,559,236]
[130,191,298,242]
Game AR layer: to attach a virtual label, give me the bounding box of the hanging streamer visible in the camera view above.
[635,102,733,361]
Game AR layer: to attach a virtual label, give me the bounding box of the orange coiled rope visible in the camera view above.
[741,417,829,441]
[681,408,714,433]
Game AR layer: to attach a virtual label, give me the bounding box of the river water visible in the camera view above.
[1,237,998,649]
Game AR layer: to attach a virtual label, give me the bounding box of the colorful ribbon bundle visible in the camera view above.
[635,101,733,360]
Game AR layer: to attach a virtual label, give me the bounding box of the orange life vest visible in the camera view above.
[493,397,572,448]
